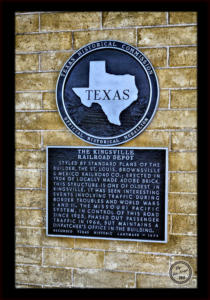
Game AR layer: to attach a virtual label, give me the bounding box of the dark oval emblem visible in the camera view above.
[56,40,159,146]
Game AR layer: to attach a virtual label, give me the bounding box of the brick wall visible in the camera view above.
[15,11,197,288]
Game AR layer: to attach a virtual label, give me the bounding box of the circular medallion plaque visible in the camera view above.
[56,40,159,146]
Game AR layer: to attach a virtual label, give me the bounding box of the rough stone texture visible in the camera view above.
[16,190,45,208]
[16,227,42,246]
[105,252,169,273]
[16,247,42,265]
[137,235,197,256]
[16,112,65,130]
[169,12,197,24]
[43,92,57,110]
[15,14,39,34]
[16,72,58,91]
[40,52,73,71]
[169,47,197,66]
[16,209,44,227]
[103,12,166,27]
[168,193,197,214]
[170,173,197,193]
[171,90,197,108]
[172,215,197,235]
[42,130,88,146]
[169,152,196,171]
[171,256,197,276]
[171,131,196,150]
[156,68,196,88]
[16,151,45,169]
[15,54,39,72]
[140,48,167,68]
[74,238,138,253]
[16,265,73,287]
[16,170,41,188]
[42,229,74,248]
[15,132,41,149]
[136,274,197,288]
[15,93,42,110]
[125,131,169,148]
[41,12,101,31]
[16,32,72,52]
[149,111,196,129]
[138,26,197,46]
[74,269,135,288]
[73,29,136,49]
[16,284,43,288]
[159,90,169,108]
[43,248,104,269]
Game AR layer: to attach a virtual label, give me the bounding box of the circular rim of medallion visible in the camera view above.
[169,261,192,284]
[56,40,159,146]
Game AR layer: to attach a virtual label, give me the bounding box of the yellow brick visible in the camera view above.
[41,12,101,31]
[169,152,196,171]
[171,131,196,150]
[169,47,197,66]
[15,14,39,33]
[171,256,197,276]
[136,273,197,288]
[16,190,45,208]
[15,54,39,72]
[171,90,197,108]
[42,131,88,146]
[170,173,197,193]
[16,209,43,227]
[168,193,197,214]
[74,269,135,288]
[16,32,72,52]
[16,170,41,188]
[149,111,196,129]
[75,238,138,253]
[16,284,42,288]
[138,26,197,46]
[172,215,196,235]
[16,151,45,169]
[42,229,74,248]
[42,170,46,189]
[104,252,169,273]
[40,52,73,71]
[16,227,42,246]
[16,265,72,287]
[74,29,136,49]
[169,12,197,24]
[159,90,169,108]
[156,68,197,88]
[103,12,166,27]
[137,235,197,255]
[16,72,58,91]
[16,247,42,264]
[16,93,42,110]
[15,132,41,150]
[16,112,65,130]
[43,248,104,269]
[43,92,57,109]
[140,48,167,67]
[125,131,170,147]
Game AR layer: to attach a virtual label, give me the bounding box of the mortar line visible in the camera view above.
[100,11,103,29]
[166,12,169,25]
[38,12,41,33]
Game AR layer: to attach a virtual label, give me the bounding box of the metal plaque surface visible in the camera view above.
[56,40,159,146]
[46,146,168,243]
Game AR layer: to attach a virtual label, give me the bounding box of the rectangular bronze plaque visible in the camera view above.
[46,146,168,243]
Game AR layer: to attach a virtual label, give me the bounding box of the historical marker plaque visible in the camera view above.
[56,40,159,146]
[46,146,168,243]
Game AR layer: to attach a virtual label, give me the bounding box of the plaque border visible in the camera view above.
[46,146,168,243]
